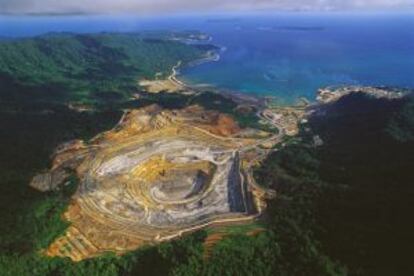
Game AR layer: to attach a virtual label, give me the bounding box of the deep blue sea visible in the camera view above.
[1,13,413,103]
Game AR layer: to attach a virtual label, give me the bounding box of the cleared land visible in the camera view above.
[139,62,187,93]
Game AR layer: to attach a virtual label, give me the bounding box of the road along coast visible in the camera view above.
[139,49,221,94]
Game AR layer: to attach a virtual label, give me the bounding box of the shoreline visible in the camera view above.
[141,41,411,110]
[172,50,270,107]
[138,38,274,108]
[139,49,223,94]
[168,61,187,87]
[171,49,221,87]
[172,48,310,108]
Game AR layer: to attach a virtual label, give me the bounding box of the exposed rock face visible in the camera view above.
[30,140,87,191]
[31,104,266,261]
[30,173,53,192]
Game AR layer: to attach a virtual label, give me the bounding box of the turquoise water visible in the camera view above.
[1,13,413,103]
[180,14,414,103]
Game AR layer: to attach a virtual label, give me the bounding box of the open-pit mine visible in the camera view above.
[31,104,277,261]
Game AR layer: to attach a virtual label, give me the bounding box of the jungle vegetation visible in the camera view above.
[0,32,212,105]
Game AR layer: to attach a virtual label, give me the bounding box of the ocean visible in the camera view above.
[1,12,413,103]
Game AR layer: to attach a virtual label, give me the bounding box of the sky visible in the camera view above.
[1,0,413,15]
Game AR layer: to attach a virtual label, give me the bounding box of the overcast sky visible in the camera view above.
[1,0,413,14]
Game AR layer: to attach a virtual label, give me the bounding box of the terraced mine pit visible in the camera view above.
[31,104,271,261]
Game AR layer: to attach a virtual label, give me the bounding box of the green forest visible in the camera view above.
[254,93,414,275]
[0,32,211,105]
[0,33,413,275]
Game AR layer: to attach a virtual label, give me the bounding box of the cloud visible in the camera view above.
[1,0,413,14]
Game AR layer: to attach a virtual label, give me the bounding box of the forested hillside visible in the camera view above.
[255,92,414,275]
[0,33,210,104]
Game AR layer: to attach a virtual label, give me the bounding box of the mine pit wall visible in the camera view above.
[186,171,207,199]
[242,169,258,215]
[227,152,247,213]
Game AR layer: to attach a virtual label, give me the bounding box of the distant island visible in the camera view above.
[206,18,242,23]
[275,26,325,31]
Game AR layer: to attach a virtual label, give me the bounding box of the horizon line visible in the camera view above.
[1,8,414,17]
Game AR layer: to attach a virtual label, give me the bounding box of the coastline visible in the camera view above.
[172,49,221,88]
[137,37,271,108]
[173,49,269,107]
[140,40,410,110]
[171,47,310,108]
[168,61,188,89]
[139,48,222,95]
